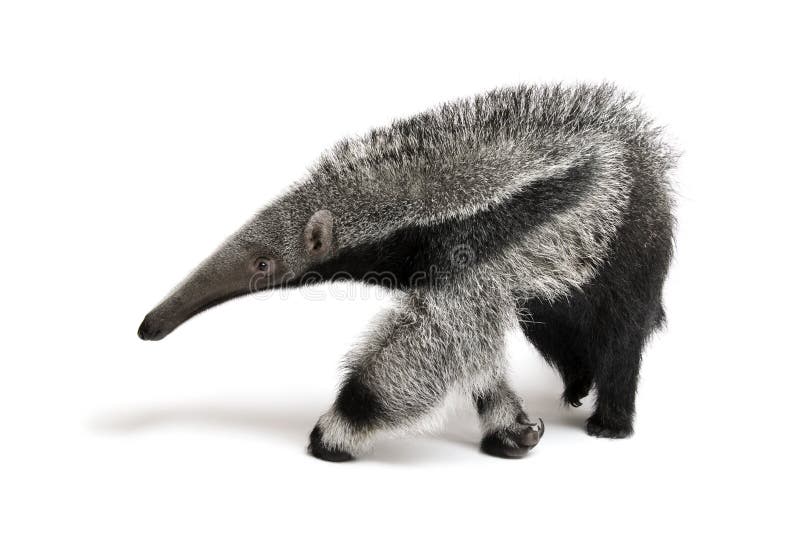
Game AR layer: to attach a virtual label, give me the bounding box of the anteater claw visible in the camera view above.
[480,416,545,458]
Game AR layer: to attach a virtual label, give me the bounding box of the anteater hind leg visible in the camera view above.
[585,304,663,438]
[586,329,644,438]
[519,300,594,408]
[474,378,544,458]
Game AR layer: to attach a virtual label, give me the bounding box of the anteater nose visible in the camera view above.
[137,316,164,341]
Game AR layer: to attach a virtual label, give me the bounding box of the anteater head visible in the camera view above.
[137,207,335,341]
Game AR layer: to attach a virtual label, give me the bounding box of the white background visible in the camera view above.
[1,1,798,541]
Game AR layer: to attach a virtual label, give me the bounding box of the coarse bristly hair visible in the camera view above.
[139,83,677,461]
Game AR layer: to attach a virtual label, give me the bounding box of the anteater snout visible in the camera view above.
[137,315,166,341]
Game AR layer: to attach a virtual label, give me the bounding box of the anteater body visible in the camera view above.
[138,84,676,460]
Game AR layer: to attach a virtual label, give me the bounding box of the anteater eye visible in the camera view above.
[256,258,271,272]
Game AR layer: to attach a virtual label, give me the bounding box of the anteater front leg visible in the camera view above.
[308,290,518,461]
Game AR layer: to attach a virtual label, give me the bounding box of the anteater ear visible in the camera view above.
[304,209,334,257]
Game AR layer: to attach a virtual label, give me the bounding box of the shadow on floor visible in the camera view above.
[92,385,593,463]
[93,400,325,445]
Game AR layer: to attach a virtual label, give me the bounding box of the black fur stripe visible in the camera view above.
[299,163,595,289]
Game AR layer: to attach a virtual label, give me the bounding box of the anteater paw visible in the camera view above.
[586,414,632,439]
[562,379,592,408]
[480,416,544,459]
[308,424,354,462]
